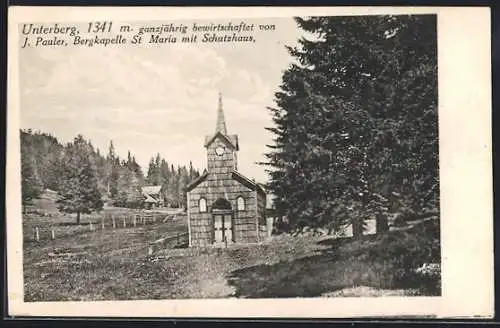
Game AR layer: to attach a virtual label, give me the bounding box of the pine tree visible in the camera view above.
[146,157,156,185]
[168,164,180,207]
[145,153,163,186]
[56,135,104,224]
[131,155,145,186]
[154,153,162,184]
[160,159,170,205]
[177,166,190,208]
[127,151,132,166]
[105,141,118,199]
[92,147,109,199]
[264,15,438,236]
[107,140,116,160]
[109,157,120,199]
[188,161,195,180]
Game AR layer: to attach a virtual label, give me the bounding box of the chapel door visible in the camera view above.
[213,214,233,244]
[214,215,224,243]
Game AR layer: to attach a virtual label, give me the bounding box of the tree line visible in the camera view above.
[21,129,200,222]
[264,15,439,237]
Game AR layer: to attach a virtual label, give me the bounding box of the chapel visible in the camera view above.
[185,94,267,246]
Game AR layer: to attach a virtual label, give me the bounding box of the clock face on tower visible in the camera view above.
[215,146,225,156]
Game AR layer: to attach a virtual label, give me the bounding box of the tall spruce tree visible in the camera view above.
[264,15,438,236]
[131,155,145,186]
[167,164,180,207]
[146,157,156,184]
[145,153,164,186]
[106,141,120,199]
[177,166,190,208]
[57,135,104,224]
[160,159,170,205]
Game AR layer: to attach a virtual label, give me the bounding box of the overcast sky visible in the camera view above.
[19,17,306,183]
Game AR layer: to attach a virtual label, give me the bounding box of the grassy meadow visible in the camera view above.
[23,193,440,301]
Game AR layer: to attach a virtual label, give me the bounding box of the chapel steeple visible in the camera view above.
[215,92,227,135]
[204,93,239,151]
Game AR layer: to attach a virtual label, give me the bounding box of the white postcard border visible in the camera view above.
[7,6,493,318]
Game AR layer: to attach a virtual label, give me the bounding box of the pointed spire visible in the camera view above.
[215,92,227,135]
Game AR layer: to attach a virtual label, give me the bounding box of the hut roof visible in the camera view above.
[143,194,157,203]
[142,186,162,195]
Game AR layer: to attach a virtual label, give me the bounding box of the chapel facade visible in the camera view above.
[185,94,266,247]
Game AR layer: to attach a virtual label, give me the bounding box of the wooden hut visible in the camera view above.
[185,94,266,246]
[141,185,164,209]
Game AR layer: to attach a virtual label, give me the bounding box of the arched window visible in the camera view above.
[199,198,207,212]
[237,196,245,211]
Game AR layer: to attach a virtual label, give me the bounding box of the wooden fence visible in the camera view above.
[28,211,172,242]
[94,212,164,229]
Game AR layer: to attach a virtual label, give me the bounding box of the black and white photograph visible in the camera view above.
[6,6,492,318]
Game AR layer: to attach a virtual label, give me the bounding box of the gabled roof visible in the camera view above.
[185,170,209,192]
[142,185,162,195]
[231,170,266,196]
[204,132,239,150]
[143,194,158,203]
[185,169,266,196]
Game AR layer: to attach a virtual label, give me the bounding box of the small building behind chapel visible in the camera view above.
[141,185,164,209]
[185,94,267,246]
